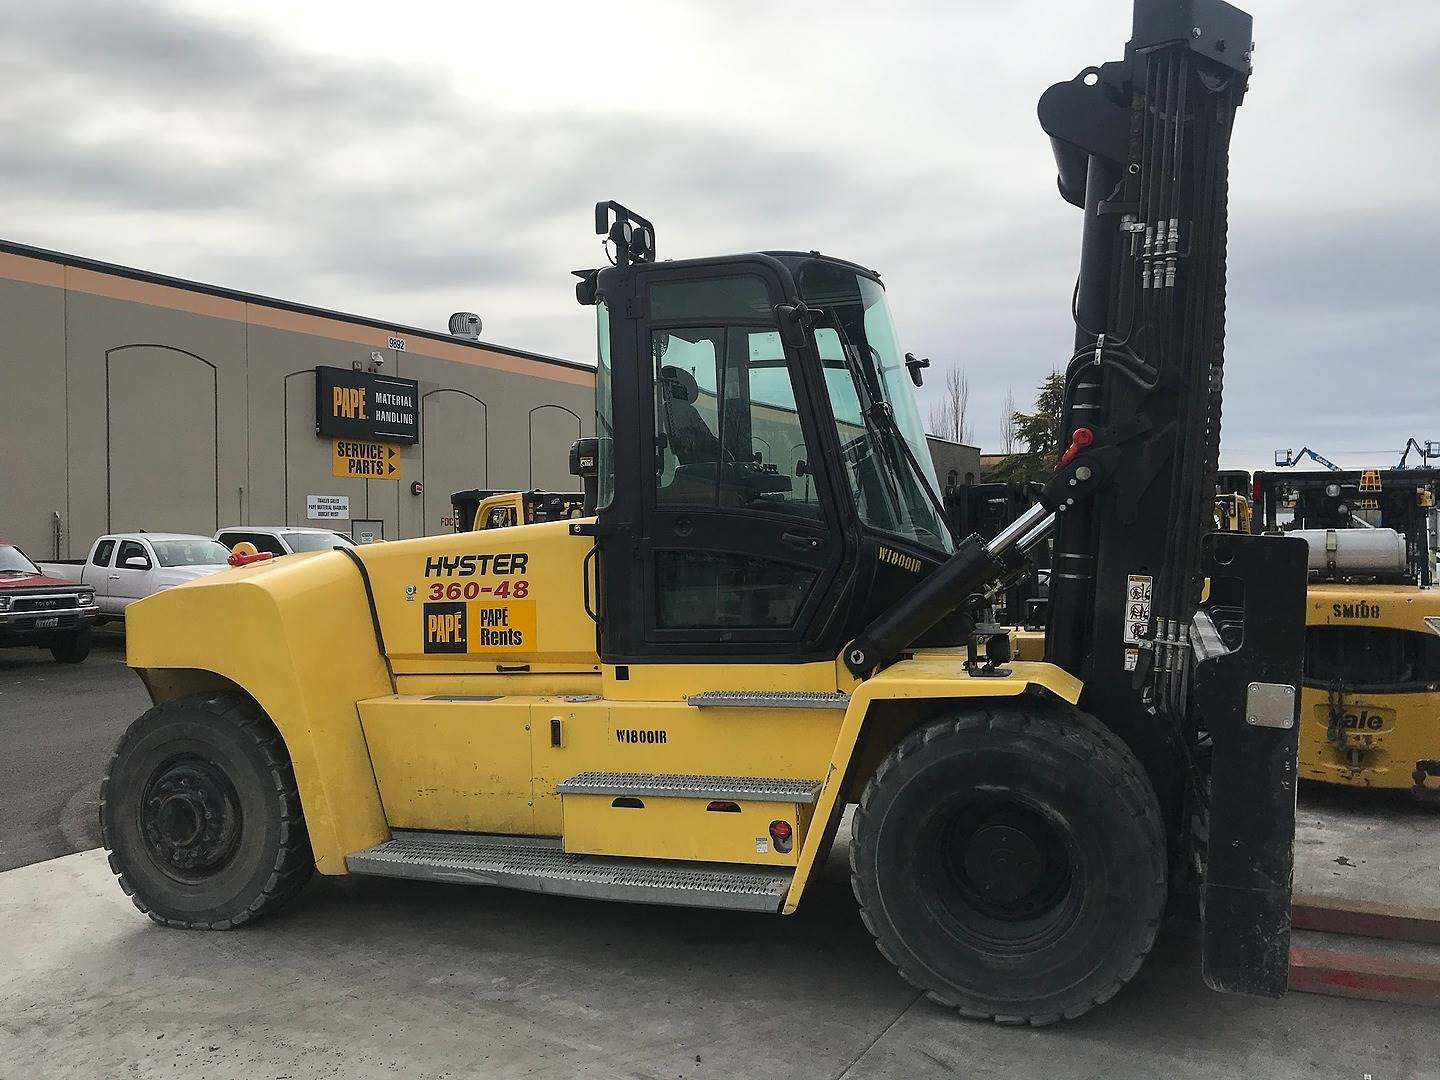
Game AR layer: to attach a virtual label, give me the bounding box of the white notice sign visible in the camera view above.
[1123,574,1153,645]
[307,494,350,520]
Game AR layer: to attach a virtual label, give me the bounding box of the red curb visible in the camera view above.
[1292,893,1440,946]
[1289,946,1440,1007]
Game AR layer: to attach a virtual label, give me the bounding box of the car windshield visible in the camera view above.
[151,539,232,567]
[0,545,41,574]
[282,532,350,553]
[797,262,954,555]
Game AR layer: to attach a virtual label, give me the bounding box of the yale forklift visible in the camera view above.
[102,0,1308,1023]
[1249,469,1440,801]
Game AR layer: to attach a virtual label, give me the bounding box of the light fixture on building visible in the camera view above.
[448,311,482,340]
[368,350,385,372]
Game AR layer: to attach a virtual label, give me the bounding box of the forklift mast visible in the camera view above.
[1035,0,1310,993]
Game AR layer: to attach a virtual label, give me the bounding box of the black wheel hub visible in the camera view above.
[962,822,1044,905]
[140,757,241,882]
[931,800,1079,948]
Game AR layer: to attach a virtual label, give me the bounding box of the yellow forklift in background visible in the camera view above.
[1249,469,1440,802]
[100,0,1311,1024]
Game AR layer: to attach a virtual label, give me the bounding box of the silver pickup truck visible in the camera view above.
[37,533,233,623]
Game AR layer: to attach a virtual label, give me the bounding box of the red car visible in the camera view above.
[0,543,98,663]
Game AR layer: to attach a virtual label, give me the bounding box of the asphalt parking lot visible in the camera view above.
[2,638,1436,1079]
[0,630,147,872]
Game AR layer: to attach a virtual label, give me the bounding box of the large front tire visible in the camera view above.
[850,701,1167,1025]
[100,692,314,929]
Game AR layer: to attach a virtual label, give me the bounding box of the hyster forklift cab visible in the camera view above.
[1251,469,1440,801]
[104,0,1309,1025]
[578,238,964,662]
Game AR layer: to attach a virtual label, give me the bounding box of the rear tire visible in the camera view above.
[849,700,1167,1025]
[100,692,314,929]
[50,627,92,664]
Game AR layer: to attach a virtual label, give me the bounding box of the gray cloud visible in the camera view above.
[1,0,1436,467]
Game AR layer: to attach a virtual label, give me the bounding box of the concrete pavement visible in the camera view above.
[3,837,1437,1080]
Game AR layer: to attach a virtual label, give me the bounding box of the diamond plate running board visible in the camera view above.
[686,690,850,710]
[556,771,821,804]
[346,831,791,913]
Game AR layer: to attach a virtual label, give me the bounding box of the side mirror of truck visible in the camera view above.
[905,352,930,388]
[122,556,150,570]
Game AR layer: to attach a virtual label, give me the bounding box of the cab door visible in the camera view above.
[597,262,849,663]
[108,538,154,615]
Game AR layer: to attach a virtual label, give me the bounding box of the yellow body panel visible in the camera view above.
[364,519,599,668]
[126,551,393,873]
[127,512,1091,909]
[358,696,535,833]
[532,697,841,837]
[562,794,810,866]
[1299,583,1440,792]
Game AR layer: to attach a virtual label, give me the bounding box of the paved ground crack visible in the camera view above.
[830,990,925,1080]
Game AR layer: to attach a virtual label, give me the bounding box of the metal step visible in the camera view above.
[686,690,850,710]
[346,831,792,913]
[556,771,821,804]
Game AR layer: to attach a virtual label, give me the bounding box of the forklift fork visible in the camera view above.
[1191,531,1309,997]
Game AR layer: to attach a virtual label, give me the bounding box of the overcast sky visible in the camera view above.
[4,0,1436,469]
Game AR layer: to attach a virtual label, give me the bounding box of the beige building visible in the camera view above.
[0,240,595,558]
[925,436,982,495]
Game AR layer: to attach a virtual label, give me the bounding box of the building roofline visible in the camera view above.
[0,236,594,375]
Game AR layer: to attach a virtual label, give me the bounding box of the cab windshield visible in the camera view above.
[798,262,954,555]
[151,540,232,567]
[0,545,41,575]
[282,532,351,553]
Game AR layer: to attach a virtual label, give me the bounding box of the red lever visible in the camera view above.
[1057,427,1094,470]
[227,551,275,567]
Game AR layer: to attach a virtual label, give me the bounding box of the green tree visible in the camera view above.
[993,371,1065,484]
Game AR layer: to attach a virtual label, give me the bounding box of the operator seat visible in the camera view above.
[658,366,720,465]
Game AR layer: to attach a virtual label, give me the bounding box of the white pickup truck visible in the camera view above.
[38,533,233,623]
[214,525,354,556]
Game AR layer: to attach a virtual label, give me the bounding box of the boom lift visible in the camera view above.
[101,0,1307,1023]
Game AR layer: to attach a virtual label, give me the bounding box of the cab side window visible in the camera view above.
[91,539,116,567]
[650,291,823,522]
[116,540,151,569]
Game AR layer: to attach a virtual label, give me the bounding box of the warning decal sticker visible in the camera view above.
[1123,574,1153,646]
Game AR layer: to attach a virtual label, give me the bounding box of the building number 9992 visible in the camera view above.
[427,580,529,600]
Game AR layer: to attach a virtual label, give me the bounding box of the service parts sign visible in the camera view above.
[315,366,419,444]
[421,552,535,654]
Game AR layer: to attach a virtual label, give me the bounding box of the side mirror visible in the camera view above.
[573,269,598,306]
[905,352,930,387]
[122,556,149,569]
[775,303,824,351]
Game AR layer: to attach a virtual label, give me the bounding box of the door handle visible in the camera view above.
[108,574,119,580]
[781,530,824,551]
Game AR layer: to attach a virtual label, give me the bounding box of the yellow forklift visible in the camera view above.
[1251,469,1440,802]
[100,0,1309,1023]
[449,442,596,532]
